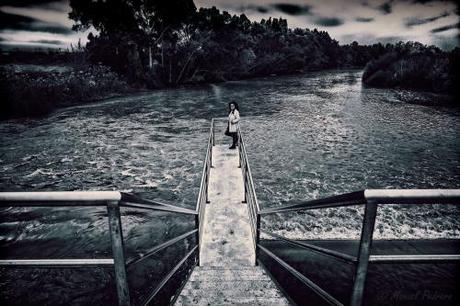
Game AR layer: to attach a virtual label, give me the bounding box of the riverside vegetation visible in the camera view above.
[362,41,459,95]
[0,50,133,120]
[1,0,458,119]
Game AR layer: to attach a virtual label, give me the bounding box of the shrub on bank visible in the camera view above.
[362,42,458,95]
[0,65,132,120]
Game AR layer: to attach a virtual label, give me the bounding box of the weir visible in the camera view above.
[0,118,459,306]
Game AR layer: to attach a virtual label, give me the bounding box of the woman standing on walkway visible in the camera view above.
[227,101,240,149]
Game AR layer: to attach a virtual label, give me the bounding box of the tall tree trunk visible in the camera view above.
[148,45,152,69]
[161,42,164,67]
[169,57,172,85]
[176,50,196,85]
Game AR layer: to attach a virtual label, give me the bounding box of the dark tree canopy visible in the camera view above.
[69,0,196,35]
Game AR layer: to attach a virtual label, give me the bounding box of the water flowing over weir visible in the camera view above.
[1,119,460,306]
[1,70,460,305]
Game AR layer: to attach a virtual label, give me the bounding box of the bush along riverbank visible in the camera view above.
[362,42,459,98]
[0,63,134,120]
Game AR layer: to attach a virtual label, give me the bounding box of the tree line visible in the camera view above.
[67,0,408,88]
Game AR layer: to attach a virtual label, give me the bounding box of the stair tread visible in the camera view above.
[175,295,290,306]
[179,280,285,297]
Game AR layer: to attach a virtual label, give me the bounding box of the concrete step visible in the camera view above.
[175,266,291,305]
[175,295,290,306]
[197,265,258,270]
[181,280,284,297]
[189,267,266,281]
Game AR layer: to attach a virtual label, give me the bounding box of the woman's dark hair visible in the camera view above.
[228,101,240,114]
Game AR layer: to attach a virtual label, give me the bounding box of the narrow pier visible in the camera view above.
[176,145,290,305]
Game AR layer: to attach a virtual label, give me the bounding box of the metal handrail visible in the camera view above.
[140,245,198,306]
[258,244,344,306]
[237,128,261,264]
[195,118,214,265]
[259,190,366,214]
[0,119,216,305]
[259,229,357,264]
[206,123,460,306]
[0,191,122,202]
[253,188,460,306]
[259,189,460,215]
[126,229,198,267]
[0,119,218,305]
[0,191,203,306]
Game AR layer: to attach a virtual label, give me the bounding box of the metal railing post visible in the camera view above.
[242,166,248,203]
[210,142,213,168]
[107,201,131,306]
[238,132,242,168]
[350,202,378,306]
[195,214,201,266]
[205,164,210,204]
[211,118,215,147]
[255,213,260,266]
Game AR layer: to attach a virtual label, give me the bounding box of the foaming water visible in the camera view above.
[0,70,459,304]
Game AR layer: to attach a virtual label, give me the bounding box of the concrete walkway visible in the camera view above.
[175,145,290,305]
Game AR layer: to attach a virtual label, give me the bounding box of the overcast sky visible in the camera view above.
[0,0,458,51]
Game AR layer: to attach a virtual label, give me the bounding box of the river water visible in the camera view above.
[0,69,459,305]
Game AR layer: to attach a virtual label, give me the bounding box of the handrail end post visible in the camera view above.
[211,118,215,147]
[107,200,131,306]
[195,214,201,267]
[255,214,261,266]
[350,202,378,306]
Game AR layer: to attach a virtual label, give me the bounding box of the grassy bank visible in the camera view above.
[0,64,134,120]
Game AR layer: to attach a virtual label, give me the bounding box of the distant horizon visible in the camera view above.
[0,0,459,52]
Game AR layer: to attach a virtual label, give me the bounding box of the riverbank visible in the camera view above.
[362,43,459,99]
[0,64,135,120]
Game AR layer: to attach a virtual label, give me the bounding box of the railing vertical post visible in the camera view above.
[255,213,260,266]
[350,202,378,306]
[205,164,210,204]
[107,201,131,306]
[242,165,248,203]
[238,132,242,168]
[210,119,214,168]
[210,141,213,168]
[211,118,215,147]
[195,214,201,266]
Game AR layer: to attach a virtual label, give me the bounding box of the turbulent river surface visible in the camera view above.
[1,69,459,305]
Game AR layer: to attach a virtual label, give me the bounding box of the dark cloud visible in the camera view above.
[377,1,393,15]
[405,12,450,27]
[0,10,73,34]
[355,17,374,22]
[32,24,73,34]
[33,39,63,45]
[243,5,270,14]
[314,17,344,27]
[255,6,269,14]
[411,0,447,3]
[272,4,312,16]
[430,23,459,33]
[0,10,35,28]
[0,0,64,7]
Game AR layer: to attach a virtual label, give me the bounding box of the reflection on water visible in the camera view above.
[0,69,459,304]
